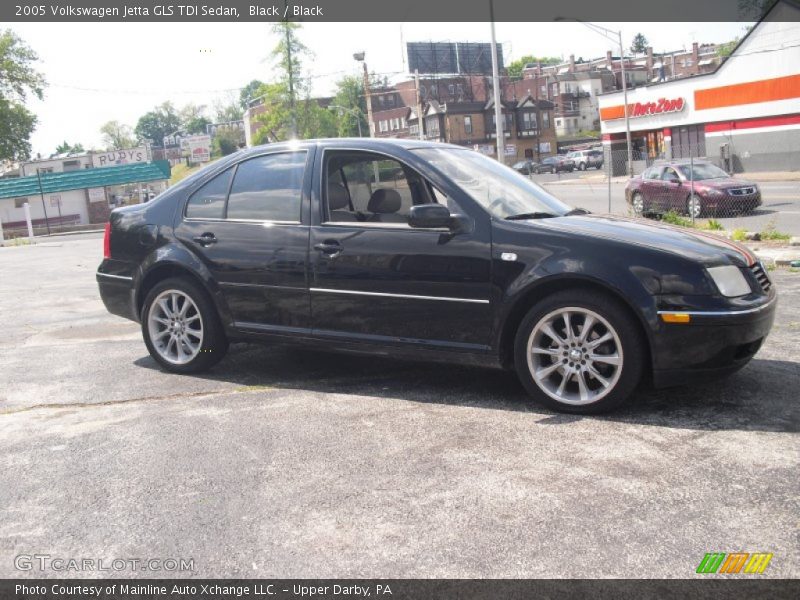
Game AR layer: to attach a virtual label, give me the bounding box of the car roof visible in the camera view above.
[236,137,465,159]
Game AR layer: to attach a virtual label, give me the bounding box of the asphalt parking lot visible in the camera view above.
[0,233,798,579]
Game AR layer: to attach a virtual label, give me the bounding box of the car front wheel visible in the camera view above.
[142,277,229,373]
[687,194,703,218]
[632,192,645,215]
[514,290,645,414]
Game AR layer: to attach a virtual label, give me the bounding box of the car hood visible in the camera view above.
[694,177,756,189]
[528,214,757,267]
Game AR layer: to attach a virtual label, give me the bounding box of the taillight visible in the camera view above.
[103,222,111,259]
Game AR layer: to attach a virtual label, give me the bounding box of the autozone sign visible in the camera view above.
[629,97,685,118]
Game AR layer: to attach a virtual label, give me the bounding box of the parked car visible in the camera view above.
[511,159,536,175]
[626,161,762,218]
[534,156,574,174]
[567,149,604,171]
[98,139,776,414]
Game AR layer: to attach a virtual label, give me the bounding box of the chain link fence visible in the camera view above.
[536,136,800,240]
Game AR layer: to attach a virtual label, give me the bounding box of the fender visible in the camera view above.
[135,242,235,329]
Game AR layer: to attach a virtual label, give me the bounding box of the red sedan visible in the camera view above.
[626,161,761,218]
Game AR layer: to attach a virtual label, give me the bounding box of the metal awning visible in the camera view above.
[0,161,171,200]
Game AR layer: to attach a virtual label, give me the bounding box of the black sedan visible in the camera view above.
[97,139,776,414]
[533,156,575,174]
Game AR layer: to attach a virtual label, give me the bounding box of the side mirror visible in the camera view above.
[409,204,453,229]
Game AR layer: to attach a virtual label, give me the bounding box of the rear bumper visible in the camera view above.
[97,270,138,322]
[651,295,777,388]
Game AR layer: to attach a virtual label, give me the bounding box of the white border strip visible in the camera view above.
[310,287,489,305]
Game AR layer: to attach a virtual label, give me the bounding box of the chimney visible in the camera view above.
[692,42,699,72]
[606,50,613,70]
[646,47,653,76]
[569,54,575,72]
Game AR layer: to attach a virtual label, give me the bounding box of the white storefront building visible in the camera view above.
[598,0,800,173]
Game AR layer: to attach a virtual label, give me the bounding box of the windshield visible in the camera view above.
[412,148,572,219]
[676,163,729,180]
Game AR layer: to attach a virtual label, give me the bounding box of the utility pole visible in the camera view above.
[415,69,424,141]
[489,0,504,164]
[619,30,633,176]
[36,168,51,235]
[362,61,374,137]
[283,12,297,138]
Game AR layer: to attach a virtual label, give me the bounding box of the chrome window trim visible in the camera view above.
[310,287,489,305]
[182,217,303,225]
[319,146,442,227]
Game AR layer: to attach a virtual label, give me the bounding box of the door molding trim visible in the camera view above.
[310,287,490,304]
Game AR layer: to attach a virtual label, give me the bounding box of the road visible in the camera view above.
[532,174,800,235]
[0,234,798,579]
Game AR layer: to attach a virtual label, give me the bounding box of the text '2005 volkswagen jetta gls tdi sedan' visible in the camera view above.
[97,139,776,414]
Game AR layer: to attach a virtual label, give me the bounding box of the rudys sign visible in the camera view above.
[92,146,148,168]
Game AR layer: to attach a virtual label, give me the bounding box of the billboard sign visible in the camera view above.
[92,146,148,168]
[185,135,211,164]
[407,42,503,75]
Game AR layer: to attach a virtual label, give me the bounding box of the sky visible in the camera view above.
[9,20,752,157]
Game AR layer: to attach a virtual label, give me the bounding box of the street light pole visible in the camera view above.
[619,30,633,177]
[554,18,634,177]
[354,52,375,138]
[489,0,505,164]
[329,105,363,137]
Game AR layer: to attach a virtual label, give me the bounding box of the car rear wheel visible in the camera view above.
[142,277,228,373]
[632,192,645,215]
[687,194,703,218]
[514,290,645,414]
[579,162,586,171]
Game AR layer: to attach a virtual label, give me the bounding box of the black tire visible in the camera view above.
[579,162,586,171]
[513,289,646,414]
[141,277,229,373]
[631,192,646,215]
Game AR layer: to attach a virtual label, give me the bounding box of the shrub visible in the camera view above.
[660,211,694,228]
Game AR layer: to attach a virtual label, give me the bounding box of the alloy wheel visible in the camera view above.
[632,193,645,215]
[526,307,624,405]
[688,195,702,218]
[147,290,204,365]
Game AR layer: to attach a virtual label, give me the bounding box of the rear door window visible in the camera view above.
[185,168,233,219]
[226,152,307,221]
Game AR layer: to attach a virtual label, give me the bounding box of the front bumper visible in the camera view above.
[651,294,777,388]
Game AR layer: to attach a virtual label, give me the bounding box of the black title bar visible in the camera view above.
[3,0,795,22]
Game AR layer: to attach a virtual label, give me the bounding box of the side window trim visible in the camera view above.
[320,148,440,227]
[184,150,308,224]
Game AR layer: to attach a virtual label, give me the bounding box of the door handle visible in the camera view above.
[314,240,342,258]
[193,232,218,247]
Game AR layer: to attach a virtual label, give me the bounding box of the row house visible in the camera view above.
[371,80,557,162]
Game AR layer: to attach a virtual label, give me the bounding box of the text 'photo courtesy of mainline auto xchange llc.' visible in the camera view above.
[0,0,798,598]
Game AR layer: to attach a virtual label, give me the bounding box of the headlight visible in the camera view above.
[706,265,752,297]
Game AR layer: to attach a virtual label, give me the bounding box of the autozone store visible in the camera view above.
[598,0,800,174]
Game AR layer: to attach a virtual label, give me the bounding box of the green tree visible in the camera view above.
[239,79,265,109]
[252,23,337,142]
[331,74,367,137]
[180,103,211,134]
[99,121,135,150]
[212,127,242,157]
[54,141,85,154]
[134,101,181,146]
[506,55,560,79]
[0,29,46,161]
[630,33,649,54]
[212,94,244,123]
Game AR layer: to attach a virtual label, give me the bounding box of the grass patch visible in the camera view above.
[759,228,791,241]
[700,219,725,231]
[732,228,748,242]
[660,210,694,228]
